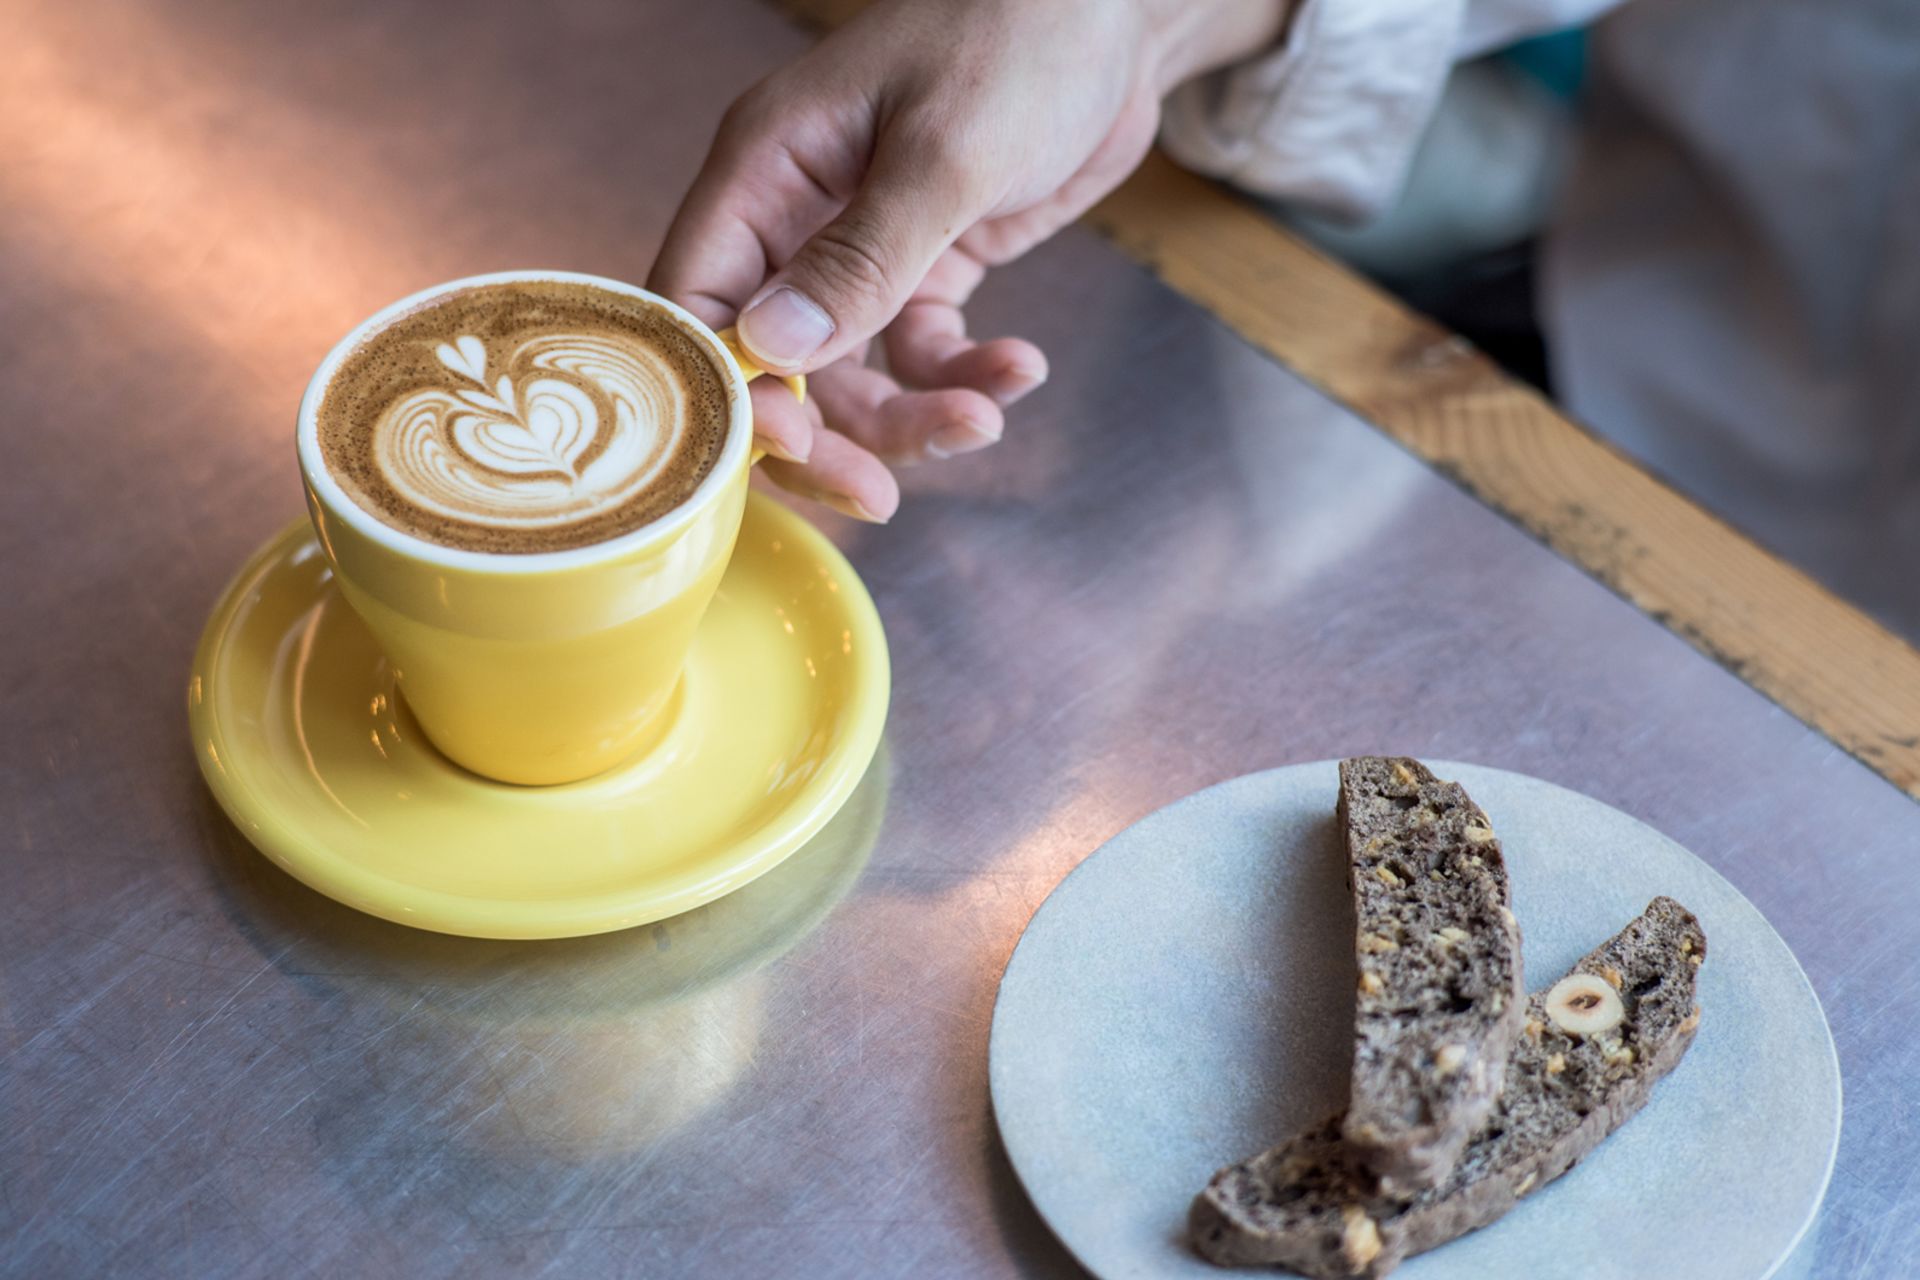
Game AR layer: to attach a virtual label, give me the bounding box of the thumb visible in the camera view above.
[738,136,980,374]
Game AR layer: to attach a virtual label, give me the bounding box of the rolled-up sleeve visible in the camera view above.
[1160,0,1622,221]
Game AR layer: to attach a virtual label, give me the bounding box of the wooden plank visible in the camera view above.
[769,1,1920,801]
[1087,154,1920,799]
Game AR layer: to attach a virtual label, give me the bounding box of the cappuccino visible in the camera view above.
[316,279,734,554]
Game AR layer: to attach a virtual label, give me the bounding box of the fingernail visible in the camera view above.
[822,492,889,524]
[755,433,810,464]
[924,419,1002,460]
[739,287,834,367]
[994,360,1049,408]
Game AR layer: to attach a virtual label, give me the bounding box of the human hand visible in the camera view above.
[649,0,1290,520]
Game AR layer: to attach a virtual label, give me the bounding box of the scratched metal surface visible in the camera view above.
[0,0,1914,1276]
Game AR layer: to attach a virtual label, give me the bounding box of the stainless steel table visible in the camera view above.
[3,1,1915,1275]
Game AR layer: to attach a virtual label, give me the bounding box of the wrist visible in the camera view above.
[1137,0,1294,95]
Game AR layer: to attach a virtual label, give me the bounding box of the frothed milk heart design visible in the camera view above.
[315,279,733,555]
[380,331,685,528]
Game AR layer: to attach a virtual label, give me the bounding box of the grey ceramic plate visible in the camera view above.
[990,761,1839,1280]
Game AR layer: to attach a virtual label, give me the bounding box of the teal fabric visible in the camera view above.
[1502,29,1588,98]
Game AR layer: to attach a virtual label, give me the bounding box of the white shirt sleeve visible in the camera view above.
[1160,0,1625,221]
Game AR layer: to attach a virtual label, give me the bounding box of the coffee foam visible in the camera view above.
[316,280,734,554]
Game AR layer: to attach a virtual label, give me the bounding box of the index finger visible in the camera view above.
[648,97,847,330]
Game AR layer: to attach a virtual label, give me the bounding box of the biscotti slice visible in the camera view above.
[1191,897,1707,1278]
[1338,757,1524,1191]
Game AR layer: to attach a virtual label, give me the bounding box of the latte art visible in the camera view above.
[378,332,690,527]
[316,280,735,554]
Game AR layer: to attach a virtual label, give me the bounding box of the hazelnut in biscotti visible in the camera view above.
[1337,758,1525,1193]
[1190,898,1708,1278]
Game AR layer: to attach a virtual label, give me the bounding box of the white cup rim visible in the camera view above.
[294,269,754,575]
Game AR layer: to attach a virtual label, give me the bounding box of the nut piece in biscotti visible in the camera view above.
[1189,897,1707,1278]
[1337,757,1525,1192]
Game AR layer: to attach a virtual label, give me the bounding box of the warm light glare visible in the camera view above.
[3,5,431,438]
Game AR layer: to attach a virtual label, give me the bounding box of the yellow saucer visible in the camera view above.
[188,493,890,939]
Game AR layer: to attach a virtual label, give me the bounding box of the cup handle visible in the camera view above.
[717,327,807,467]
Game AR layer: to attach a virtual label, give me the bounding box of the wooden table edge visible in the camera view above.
[779,0,1920,803]
[1089,153,1920,802]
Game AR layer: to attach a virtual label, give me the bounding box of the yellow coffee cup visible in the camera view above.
[294,270,802,786]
